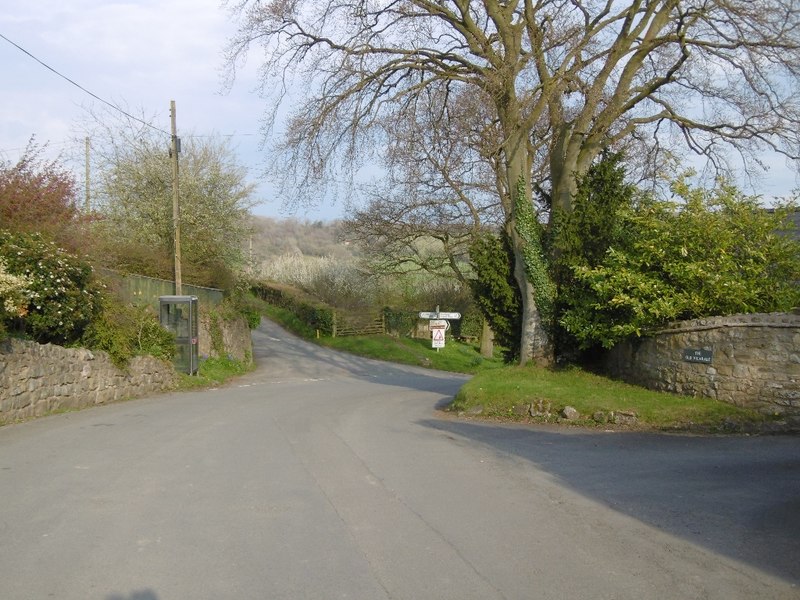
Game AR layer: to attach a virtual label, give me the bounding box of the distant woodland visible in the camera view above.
[249,217,359,264]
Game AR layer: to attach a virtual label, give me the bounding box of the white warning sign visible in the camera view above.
[432,327,445,349]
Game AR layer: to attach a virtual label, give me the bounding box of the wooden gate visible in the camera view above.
[332,312,385,337]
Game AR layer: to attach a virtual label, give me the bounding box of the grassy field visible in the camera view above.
[259,303,777,432]
[318,334,506,374]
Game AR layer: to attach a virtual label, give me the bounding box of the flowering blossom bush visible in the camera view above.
[0,230,104,344]
[259,253,340,289]
[0,258,31,317]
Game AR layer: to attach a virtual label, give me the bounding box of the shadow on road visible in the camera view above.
[105,590,159,600]
[249,319,800,582]
[419,417,800,584]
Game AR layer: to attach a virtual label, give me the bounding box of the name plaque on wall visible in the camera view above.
[682,348,713,364]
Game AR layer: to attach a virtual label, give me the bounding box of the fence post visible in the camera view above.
[332,312,337,338]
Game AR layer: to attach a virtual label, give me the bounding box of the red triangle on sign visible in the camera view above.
[433,330,444,341]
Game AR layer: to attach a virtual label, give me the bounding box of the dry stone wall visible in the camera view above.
[604,312,800,420]
[0,314,254,424]
[0,338,177,424]
[198,313,254,365]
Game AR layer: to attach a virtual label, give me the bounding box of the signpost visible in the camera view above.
[418,306,461,351]
[429,319,447,349]
[418,305,462,321]
[419,311,462,320]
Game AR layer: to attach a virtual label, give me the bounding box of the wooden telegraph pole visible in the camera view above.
[84,137,90,213]
[170,100,183,295]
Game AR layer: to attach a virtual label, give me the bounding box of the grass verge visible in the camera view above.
[451,364,775,432]
[261,304,317,338]
[260,302,785,432]
[319,334,505,374]
[262,303,504,374]
[175,356,254,390]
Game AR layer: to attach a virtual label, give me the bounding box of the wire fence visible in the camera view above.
[99,268,224,310]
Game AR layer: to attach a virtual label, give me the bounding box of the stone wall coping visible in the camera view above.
[652,312,800,336]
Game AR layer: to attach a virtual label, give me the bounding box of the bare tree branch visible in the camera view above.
[224,0,800,363]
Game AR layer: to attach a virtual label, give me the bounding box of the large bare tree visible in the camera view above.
[224,0,800,364]
[342,87,503,283]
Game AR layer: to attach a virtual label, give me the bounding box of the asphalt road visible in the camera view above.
[1,319,798,600]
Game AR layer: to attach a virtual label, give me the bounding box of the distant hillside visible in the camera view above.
[250,216,360,263]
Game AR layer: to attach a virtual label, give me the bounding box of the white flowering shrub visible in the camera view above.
[259,254,335,289]
[0,258,31,318]
[0,231,103,344]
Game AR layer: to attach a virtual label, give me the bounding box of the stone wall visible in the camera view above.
[604,312,800,419]
[0,314,255,424]
[198,313,254,365]
[0,338,177,424]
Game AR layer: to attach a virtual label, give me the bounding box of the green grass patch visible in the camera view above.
[451,364,771,431]
[261,301,503,374]
[319,334,505,374]
[175,356,253,389]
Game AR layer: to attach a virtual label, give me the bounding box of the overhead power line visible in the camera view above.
[0,31,170,136]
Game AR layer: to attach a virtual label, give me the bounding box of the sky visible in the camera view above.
[0,0,347,221]
[1,1,799,222]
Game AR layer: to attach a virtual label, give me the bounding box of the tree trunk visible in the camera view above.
[502,124,553,366]
[550,127,597,214]
[509,223,553,366]
[479,317,494,358]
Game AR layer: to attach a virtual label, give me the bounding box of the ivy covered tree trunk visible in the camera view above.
[507,213,554,366]
[468,230,522,363]
[503,131,554,366]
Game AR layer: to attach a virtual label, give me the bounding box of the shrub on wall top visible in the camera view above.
[559,178,800,349]
[80,295,175,368]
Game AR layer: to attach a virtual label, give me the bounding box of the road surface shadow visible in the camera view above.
[420,417,800,584]
[105,590,159,600]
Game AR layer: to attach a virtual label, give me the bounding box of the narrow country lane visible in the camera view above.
[0,319,798,600]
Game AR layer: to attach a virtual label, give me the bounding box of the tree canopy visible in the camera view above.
[341,87,503,285]
[83,110,257,288]
[0,139,81,246]
[225,0,800,363]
